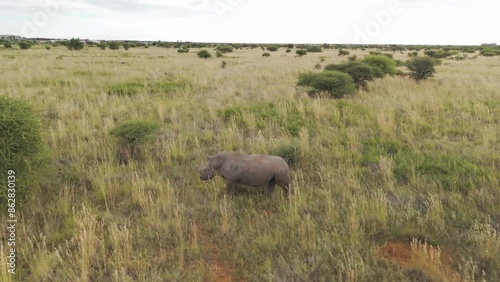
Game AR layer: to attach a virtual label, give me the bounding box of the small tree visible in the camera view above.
[324,61,378,91]
[18,41,32,49]
[67,38,84,50]
[296,49,307,57]
[338,49,350,56]
[0,96,45,203]
[267,46,279,52]
[215,50,223,58]
[262,52,271,57]
[217,45,233,53]
[406,56,436,81]
[123,43,130,50]
[197,50,212,59]
[108,41,119,50]
[98,43,106,50]
[361,54,397,76]
[297,71,356,98]
[306,46,322,53]
[3,41,12,48]
[109,120,160,162]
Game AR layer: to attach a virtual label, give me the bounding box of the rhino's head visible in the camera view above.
[199,156,216,180]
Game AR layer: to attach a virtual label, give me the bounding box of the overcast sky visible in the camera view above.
[0,0,497,45]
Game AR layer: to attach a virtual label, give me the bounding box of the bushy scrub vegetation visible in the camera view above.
[1,46,499,282]
[3,41,12,48]
[262,52,271,57]
[18,41,32,49]
[406,56,437,81]
[324,61,380,91]
[0,96,45,203]
[109,120,160,162]
[306,46,322,52]
[197,50,212,58]
[66,38,84,50]
[297,71,356,98]
[267,45,279,52]
[361,54,397,76]
[217,45,234,53]
[296,49,307,57]
[338,49,350,56]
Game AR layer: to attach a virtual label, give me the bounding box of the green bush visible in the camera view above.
[297,71,356,98]
[296,49,307,57]
[177,48,189,53]
[45,45,51,50]
[406,56,436,81]
[3,41,12,48]
[480,48,499,57]
[197,50,212,59]
[98,43,106,50]
[267,46,279,52]
[109,120,160,161]
[285,49,291,53]
[262,52,271,57]
[217,45,234,53]
[108,41,119,50]
[215,50,223,58]
[361,54,397,76]
[66,38,84,50]
[273,141,302,166]
[123,43,130,50]
[18,41,32,49]
[324,61,378,91]
[306,46,322,53]
[0,96,45,203]
[338,49,350,56]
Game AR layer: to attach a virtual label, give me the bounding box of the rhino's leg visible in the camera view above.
[267,180,276,196]
[226,180,237,196]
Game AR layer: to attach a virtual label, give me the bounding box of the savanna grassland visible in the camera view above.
[0,44,499,282]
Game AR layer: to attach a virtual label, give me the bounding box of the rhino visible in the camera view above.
[199,151,290,196]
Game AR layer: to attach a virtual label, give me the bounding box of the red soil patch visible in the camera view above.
[376,240,461,281]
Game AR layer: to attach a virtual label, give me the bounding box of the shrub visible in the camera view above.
[267,46,279,52]
[287,44,294,49]
[306,46,322,52]
[324,61,378,91]
[66,38,84,50]
[45,45,51,50]
[406,56,436,81]
[217,45,233,53]
[361,54,397,76]
[177,48,189,53]
[98,43,106,50]
[3,41,12,48]
[262,52,271,57]
[109,120,160,162]
[123,43,130,50]
[221,61,227,68]
[197,50,212,59]
[215,51,223,57]
[314,63,322,69]
[348,55,357,62]
[108,41,119,50]
[285,49,291,53]
[0,96,45,203]
[296,49,307,57]
[480,48,499,57]
[273,141,302,166]
[18,41,32,49]
[297,71,356,98]
[338,49,350,56]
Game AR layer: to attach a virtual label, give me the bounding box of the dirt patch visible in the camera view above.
[376,240,461,281]
[199,228,243,282]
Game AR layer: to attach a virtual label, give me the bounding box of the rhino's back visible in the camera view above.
[217,152,289,185]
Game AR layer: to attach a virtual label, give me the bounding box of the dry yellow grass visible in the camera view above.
[0,45,499,281]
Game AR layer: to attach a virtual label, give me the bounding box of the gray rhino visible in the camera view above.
[199,151,290,196]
